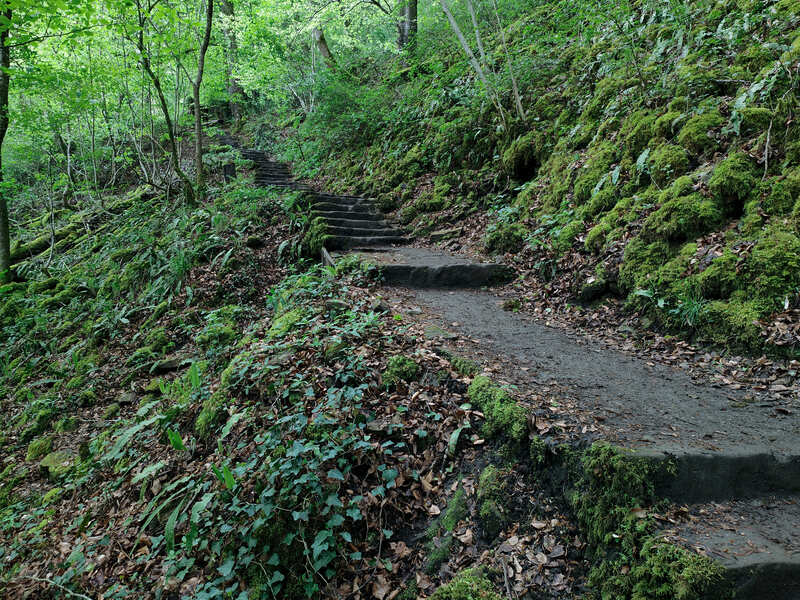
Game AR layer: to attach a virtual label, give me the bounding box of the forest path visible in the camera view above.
[248,148,800,599]
[381,266,800,600]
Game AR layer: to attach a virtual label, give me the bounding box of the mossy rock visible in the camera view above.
[676,110,724,155]
[552,219,584,254]
[103,403,121,419]
[743,229,800,309]
[574,141,618,204]
[484,223,527,255]
[54,417,79,433]
[382,355,420,388]
[268,308,304,339]
[654,111,686,139]
[738,106,773,137]
[467,377,528,446]
[641,193,722,242]
[708,152,757,214]
[649,143,689,187]
[697,250,740,299]
[430,569,505,600]
[764,169,800,215]
[502,130,547,179]
[26,436,54,461]
[195,390,228,437]
[622,110,658,158]
[441,487,468,533]
[39,451,74,480]
[619,239,673,292]
[699,299,763,351]
[426,533,454,575]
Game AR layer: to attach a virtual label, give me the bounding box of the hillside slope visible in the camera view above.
[279,0,800,358]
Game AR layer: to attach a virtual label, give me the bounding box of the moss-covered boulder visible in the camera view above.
[677,110,724,155]
[26,436,53,461]
[39,451,74,480]
[467,376,527,445]
[708,152,757,214]
[484,222,527,255]
[641,193,722,242]
[649,143,689,186]
[477,465,511,541]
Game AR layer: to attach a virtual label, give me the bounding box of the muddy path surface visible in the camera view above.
[385,287,799,461]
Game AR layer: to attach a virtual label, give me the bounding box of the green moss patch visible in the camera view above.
[467,376,528,446]
[430,569,505,600]
[382,355,420,388]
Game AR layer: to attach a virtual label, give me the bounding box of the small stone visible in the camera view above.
[245,235,265,249]
[39,451,74,480]
[324,299,349,314]
[103,403,120,419]
[430,227,462,242]
[154,355,189,373]
[118,391,137,405]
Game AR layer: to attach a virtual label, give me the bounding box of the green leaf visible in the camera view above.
[166,429,186,451]
[165,502,183,554]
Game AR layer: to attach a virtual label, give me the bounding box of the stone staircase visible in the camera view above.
[244,149,513,287]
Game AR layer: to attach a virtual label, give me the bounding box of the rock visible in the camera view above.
[430,227,462,242]
[424,325,458,340]
[324,299,349,314]
[369,298,389,313]
[39,451,74,480]
[103,403,120,419]
[118,391,137,405]
[154,355,190,373]
[245,235,265,249]
[578,278,608,303]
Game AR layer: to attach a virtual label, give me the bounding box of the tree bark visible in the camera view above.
[397,0,417,50]
[219,0,243,120]
[193,0,214,203]
[135,0,195,203]
[0,9,12,282]
[312,28,335,68]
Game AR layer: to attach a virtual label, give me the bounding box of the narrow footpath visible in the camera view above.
[247,148,800,600]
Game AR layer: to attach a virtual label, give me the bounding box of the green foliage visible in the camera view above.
[26,436,53,461]
[708,152,757,213]
[467,376,528,446]
[430,569,505,600]
[476,466,510,540]
[382,355,420,388]
[648,143,689,187]
[484,223,527,255]
[676,110,724,155]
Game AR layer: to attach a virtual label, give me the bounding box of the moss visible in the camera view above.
[41,487,65,506]
[65,375,86,390]
[39,451,73,480]
[267,308,304,339]
[103,403,120,419]
[484,222,527,254]
[649,143,689,187]
[584,188,617,219]
[738,106,773,137]
[302,217,330,256]
[26,436,54,461]
[145,327,169,353]
[195,390,228,437]
[619,239,673,292]
[744,229,800,308]
[552,219,584,254]
[430,569,505,600]
[699,299,763,350]
[654,111,686,139]
[398,203,418,224]
[641,193,723,242]
[426,534,454,575]
[585,221,612,254]
[574,141,618,203]
[467,376,528,446]
[54,417,79,433]
[697,250,739,299]
[441,487,468,532]
[449,354,479,377]
[708,152,757,214]
[622,110,658,158]
[676,110,724,155]
[764,170,800,215]
[382,355,420,388]
[529,436,547,467]
[502,130,547,179]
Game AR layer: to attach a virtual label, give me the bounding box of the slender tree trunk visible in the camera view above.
[312,28,335,68]
[491,0,524,120]
[135,0,194,203]
[465,0,486,68]
[0,10,12,282]
[220,0,243,120]
[193,0,214,203]
[397,0,418,51]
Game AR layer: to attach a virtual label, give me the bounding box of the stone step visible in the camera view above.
[315,209,382,220]
[314,193,372,203]
[326,225,403,237]
[660,496,800,600]
[314,201,377,213]
[344,248,515,289]
[325,218,392,228]
[327,235,408,250]
[641,448,800,503]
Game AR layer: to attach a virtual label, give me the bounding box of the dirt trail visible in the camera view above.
[395,288,798,460]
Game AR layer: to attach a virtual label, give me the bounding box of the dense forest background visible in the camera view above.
[0,0,798,598]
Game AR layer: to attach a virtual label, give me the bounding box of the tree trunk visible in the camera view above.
[194,0,214,203]
[0,9,12,282]
[135,1,195,203]
[397,0,418,50]
[220,0,243,121]
[312,28,335,68]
